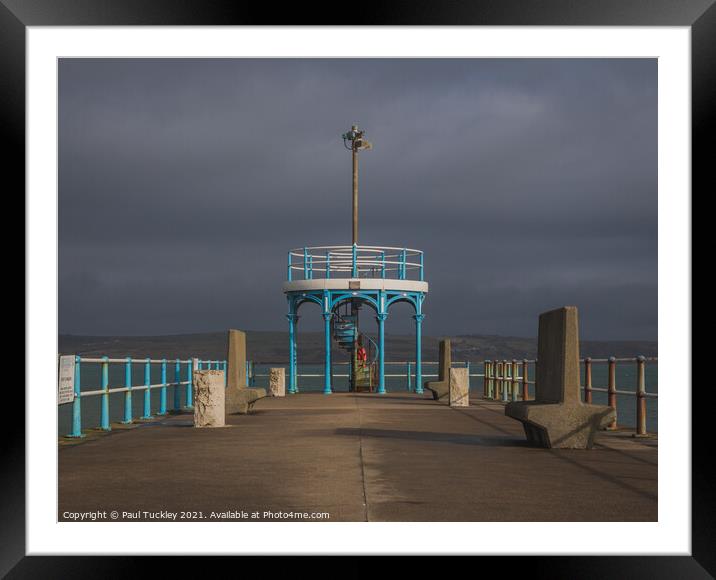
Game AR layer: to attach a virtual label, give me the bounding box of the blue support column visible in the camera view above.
[376,312,387,394]
[159,359,168,415]
[142,358,152,419]
[323,312,332,394]
[122,356,133,424]
[287,311,298,394]
[69,355,84,437]
[100,356,110,430]
[185,360,193,408]
[173,359,181,411]
[352,243,358,277]
[414,313,424,394]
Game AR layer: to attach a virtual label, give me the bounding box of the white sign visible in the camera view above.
[58,355,76,405]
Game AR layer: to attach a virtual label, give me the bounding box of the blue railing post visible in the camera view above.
[159,359,168,415]
[407,361,412,392]
[174,358,181,412]
[185,360,193,408]
[352,243,358,277]
[326,251,331,279]
[100,356,110,430]
[122,356,133,424]
[142,358,152,419]
[69,355,83,437]
[303,247,308,279]
[198,359,202,371]
[419,252,424,281]
[400,248,407,280]
[287,252,292,281]
[381,251,386,279]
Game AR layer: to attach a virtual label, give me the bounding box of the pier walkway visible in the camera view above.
[58,393,657,521]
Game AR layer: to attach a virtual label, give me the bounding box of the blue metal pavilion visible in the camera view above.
[284,246,427,394]
[283,125,428,395]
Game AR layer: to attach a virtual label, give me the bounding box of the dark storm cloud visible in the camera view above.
[59,58,657,340]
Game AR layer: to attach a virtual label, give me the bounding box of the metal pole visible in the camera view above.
[635,356,647,436]
[584,357,593,404]
[100,356,110,430]
[607,356,617,430]
[352,125,358,245]
[287,312,297,394]
[70,355,83,437]
[483,360,490,399]
[377,313,387,394]
[323,313,332,395]
[502,360,509,402]
[159,359,168,415]
[174,359,181,412]
[511,360,519,401]
[142,358,152,419]
[122,356,133,424]
[414,314,424,394]
[522,359,529,401]
[407,361,411,392]
[185,360,193,408]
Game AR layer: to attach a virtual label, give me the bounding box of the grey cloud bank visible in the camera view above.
[59,58,657,341]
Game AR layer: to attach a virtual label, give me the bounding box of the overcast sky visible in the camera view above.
[59,58,657,340]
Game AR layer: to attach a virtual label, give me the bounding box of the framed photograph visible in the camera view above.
[7,0,709,575]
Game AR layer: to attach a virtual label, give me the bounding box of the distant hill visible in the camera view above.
[59,331,657,363]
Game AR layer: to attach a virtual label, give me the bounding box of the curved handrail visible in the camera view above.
[287,244,424,282]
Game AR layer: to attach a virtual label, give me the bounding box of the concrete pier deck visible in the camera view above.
[58,392,657,522]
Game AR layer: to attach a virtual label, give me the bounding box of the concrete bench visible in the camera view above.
[227,387,267,415]
[225,328,267,415]
[505,306,614,449]
[424,339,451,401]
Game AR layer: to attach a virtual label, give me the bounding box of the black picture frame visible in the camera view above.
[4,0,709,576]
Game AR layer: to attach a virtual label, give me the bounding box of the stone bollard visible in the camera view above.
[449,367,469,407]
[193,370,225,428]
[269,368,286,397]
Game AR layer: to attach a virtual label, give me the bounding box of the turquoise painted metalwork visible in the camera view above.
[159,359,168,415]
[69,355,83,437]
[100,356,110,430]
[142,358,152,419]
[323,310,332,394]
[122,356,133,424]
[174,359,181,412]
[414,314,424,394]
[185,360,193,408]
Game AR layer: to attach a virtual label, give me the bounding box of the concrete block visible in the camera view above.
[269,368,286,397]
[449,367,469,407]
[424,339,451,400]
[505,306,615,449]
[193,370,225,428]
[226,329,247,390]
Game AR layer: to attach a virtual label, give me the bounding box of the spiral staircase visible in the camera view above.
[332,307,378,392]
